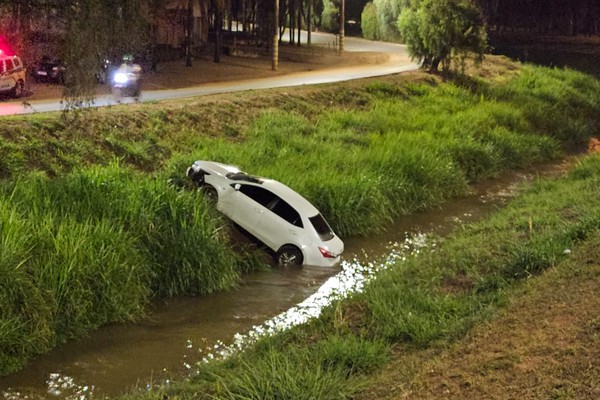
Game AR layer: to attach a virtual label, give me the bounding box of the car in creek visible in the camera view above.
[186,160,344,267]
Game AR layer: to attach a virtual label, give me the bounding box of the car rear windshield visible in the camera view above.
[309,214,334,241]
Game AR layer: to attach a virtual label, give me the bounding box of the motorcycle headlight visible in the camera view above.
[113,72,128,84]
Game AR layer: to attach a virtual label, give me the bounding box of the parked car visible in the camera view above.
[186,161,344,267]
[31,56,65,83]
[0,51,26,97]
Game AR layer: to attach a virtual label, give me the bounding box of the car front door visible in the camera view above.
[228,184,275,244]
[0,60,11,92]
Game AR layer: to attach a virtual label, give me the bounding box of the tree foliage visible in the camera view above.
[398,0,488,72]
[321,0,339,32]
[360,2,379,40]
[62,0,151,106]
[373,0,402,41]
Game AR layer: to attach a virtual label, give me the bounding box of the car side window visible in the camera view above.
[237,185,303,228]
[5,59,13,72]
[271,199,303,228]
[238,184,276,208]
[0,61,5,74]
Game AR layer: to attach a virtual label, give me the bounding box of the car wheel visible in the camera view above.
[201,185,218,203]
[10,81,24,98]
[189,171,205,186]
[276,245,303,266]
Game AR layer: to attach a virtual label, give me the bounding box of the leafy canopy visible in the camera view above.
[398,0,488,72]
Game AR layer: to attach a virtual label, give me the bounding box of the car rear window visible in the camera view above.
[309,214,334,241]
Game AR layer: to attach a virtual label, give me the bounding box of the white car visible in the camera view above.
[186,161,344,267]
[0,52,26,97]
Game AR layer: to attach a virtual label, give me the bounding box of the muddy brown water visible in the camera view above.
[0,162,569,399]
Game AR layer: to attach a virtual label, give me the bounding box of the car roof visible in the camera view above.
[194,160,320,216]
[0,54,20,61]
[259,179,320,216]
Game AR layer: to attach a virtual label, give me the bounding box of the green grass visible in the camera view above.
[1,63,600,378]
[0,163,256,374]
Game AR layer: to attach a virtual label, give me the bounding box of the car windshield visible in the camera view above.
[309,214,334,241]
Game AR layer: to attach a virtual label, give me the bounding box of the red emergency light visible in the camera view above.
[0,37,16,56]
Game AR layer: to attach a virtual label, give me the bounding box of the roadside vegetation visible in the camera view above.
[1,58,600,378]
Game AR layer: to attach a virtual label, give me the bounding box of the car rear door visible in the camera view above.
[253,196,305,251]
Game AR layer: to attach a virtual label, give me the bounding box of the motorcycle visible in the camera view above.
[111,67,141,100]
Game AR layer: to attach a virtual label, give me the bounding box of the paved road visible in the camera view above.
[0,34,419,116]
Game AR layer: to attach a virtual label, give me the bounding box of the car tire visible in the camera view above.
[201,185,218,203]
[189,171,205,186]
[10,80,24,98]
[276,245,303,266]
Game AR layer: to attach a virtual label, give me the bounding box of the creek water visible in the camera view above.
[0,162,569,399]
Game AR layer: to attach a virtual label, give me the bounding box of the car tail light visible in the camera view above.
[318,246,336,258]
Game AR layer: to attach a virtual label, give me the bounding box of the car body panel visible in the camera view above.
[187,160,344,267]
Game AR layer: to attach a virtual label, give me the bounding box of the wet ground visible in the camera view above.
[0,160,570,400]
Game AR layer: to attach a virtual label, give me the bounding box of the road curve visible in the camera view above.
[0,34,419,116]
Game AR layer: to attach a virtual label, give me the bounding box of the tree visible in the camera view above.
[373,0,401,41]
[321,0,339,32]
[62,0,151,106]
[361,1,379,39]
[398,0,488,72]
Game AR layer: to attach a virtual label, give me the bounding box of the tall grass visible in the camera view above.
[182,334,388,400]
[0,163,252,375]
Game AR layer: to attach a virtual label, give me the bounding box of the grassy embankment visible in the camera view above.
[124,149,600,400]
[1,58,599,377]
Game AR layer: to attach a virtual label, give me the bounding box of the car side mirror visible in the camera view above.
[234,183,241,191]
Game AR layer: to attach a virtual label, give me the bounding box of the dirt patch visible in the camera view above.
[588,137,600,153]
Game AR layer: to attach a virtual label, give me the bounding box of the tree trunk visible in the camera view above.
[307,0,311,45]
[297,0,302,45]
[213,3,222,63]
[338,0,344,52]
[186,0,193,66]
[272,0,279,70]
